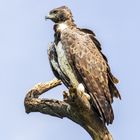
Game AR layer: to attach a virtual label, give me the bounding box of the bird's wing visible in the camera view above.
[48,43,61,79]
[48,43,70,87]
[80,28,121,99]
[62,30,116,124]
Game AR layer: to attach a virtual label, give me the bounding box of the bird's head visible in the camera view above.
[45,6,73,23]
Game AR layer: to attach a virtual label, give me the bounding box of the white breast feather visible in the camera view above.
[55,42,78,87]
[57,23,68,32]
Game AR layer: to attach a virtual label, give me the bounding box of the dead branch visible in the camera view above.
[24,79,113,140]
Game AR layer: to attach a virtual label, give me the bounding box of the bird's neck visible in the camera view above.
[54,20,76,32]
[53,20,76,45]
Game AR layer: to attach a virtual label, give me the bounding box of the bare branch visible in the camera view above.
[24,79,113,140]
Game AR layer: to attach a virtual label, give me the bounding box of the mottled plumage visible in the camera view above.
[46,6,121,124]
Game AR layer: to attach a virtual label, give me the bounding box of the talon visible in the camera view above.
[84,92,90,100]
[77,83,90,100]
[63,91,69,100]
[69,87,76,93]
[77,83,85,93]
[69,87,76,98]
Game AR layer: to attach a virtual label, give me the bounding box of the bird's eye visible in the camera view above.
[53,10,58,14]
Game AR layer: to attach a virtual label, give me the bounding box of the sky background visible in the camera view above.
[0,0,140,140]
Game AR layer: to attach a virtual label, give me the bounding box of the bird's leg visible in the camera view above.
[63,85,91,110]
[77,83,90,100]
[63,91,69,101]
[63,87,77,104]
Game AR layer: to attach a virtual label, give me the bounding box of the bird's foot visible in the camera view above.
[77,83,90,100]
[63,91,69,101]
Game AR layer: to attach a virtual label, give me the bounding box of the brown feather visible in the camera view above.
[60,28,117,124]
[80,28,121,99]
[48,6,121,124]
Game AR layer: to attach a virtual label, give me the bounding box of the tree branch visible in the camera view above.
[24,79,113,140]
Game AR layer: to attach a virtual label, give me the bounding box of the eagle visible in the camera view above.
[46,6,121,125]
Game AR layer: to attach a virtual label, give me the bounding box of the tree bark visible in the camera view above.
[24,79,113,140]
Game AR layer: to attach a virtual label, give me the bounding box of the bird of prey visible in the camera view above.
[46,6,121,125]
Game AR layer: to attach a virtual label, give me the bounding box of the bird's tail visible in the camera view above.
[108,72,121,100]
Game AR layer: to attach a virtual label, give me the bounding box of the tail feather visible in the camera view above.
[108,73,121,100]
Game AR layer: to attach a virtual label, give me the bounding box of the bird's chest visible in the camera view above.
[55,41,78,87]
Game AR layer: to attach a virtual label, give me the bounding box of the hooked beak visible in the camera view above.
[45,14,55,20]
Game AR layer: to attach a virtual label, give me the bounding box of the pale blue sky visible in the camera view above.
[0,0,140,140]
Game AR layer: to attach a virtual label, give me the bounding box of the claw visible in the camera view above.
[77,83,90,100]
[63,91,69,100]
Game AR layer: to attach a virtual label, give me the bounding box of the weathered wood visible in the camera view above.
[24,79,113,140]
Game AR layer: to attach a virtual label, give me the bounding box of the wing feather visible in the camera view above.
[60,28,120,124]
[74,47,114,124]
[65,31,114,124]
[48,43,70,87]
[80,28,121,99]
